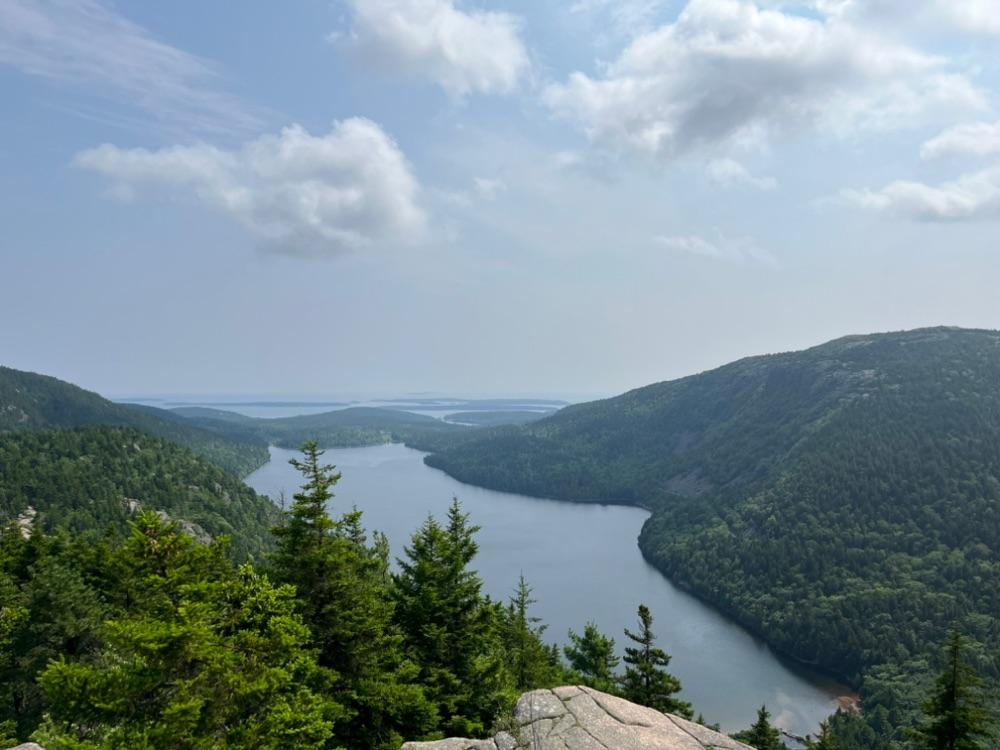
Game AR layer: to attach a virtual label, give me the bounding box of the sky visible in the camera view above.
[2,0,1000,399]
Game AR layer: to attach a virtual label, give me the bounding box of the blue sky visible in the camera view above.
[2,0,999,398]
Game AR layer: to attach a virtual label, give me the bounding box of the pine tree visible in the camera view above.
[394,499,515,736]
[564,622,620,694]
[912,629,993,750]
[270,441,436,749]
[733,705,786,750]
[619,603,692,718]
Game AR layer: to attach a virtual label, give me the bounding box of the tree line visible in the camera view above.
[1,442,995,749]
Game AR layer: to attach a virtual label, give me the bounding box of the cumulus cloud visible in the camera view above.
[921,121,1000,160]
[0,0,258,134]
[75,119,426,256]
[569,0,670,40]
[543,0,986,160]
[341,0,530,96]
[811,0,1000,37]
[706,158,777,190]
[654,232,777,264]
[841,166,1000,221]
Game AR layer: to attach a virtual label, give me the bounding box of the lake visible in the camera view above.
[246,442,849,738]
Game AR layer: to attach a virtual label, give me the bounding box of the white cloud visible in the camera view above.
[811,0,1000,37]
[706,158,777,190]
[75,119,426,256]
[543,0,986,160]
[654,232,777,264]
[921,122,1000,160]
[473,176,506,199]
[841,165,1000,221]
[569,0,670,39]
[341,0,530,96]
[934,0,1000,36]
[0,0,258,134]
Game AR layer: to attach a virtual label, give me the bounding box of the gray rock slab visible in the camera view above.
[403,686,754,750]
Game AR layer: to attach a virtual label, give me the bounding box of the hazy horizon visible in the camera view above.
[4,1,1000,397]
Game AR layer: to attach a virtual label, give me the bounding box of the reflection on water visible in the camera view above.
[247,443,848,736]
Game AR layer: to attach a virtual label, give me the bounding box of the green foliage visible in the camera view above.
[0,366,269,476]
[619,604,691,718]
[806,720,838,750]
[270,441,436,749]
[0,514,342,750]
[393,498,517,737]
[732,705,787,750]
[426,328,1000,738]
[911,629,995,750]
[564,622,620,694]
[443,410,554,427]
[174,405,471,451]
[0,426,281,560]
[501,576,565,691]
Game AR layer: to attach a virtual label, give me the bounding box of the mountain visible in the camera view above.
[0,426,280,559]
[171,404,471,450]
[425,328,1000,708]
[0,367,268,476]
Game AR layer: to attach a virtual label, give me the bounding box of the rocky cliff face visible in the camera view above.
[402,686,752,750]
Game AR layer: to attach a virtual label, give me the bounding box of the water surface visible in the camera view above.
[247,443,847,736]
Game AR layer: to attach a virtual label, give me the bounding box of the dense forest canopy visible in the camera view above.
[0,426,281,560]
[425,327,1000,745]
[170,405,471,450]
[0,367,268,477]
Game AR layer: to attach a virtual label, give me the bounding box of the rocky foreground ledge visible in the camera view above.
[402,686,752,750]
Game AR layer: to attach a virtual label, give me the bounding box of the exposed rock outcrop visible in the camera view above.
[403,686,752,750]
[16,506,36,540]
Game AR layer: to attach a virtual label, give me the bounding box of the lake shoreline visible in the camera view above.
[246,442,849,736]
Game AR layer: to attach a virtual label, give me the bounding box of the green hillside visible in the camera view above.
[425,327,1000,729]
[172,405,471,450]
[443,410,555,427]
[0,367,268,476]
[0,426,280,559]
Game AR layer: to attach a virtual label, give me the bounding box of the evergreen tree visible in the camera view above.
[270,441,436,749]
[733,705,786,750]
[564,622,620,694]
[502,575,563,690]
[619,604,692,718]
[806,720,837,750]
[394,499,515,736]
[912,629,993,750]
[36,513,342,750]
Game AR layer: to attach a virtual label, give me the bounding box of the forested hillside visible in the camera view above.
[426,327,1000,744]
[0,426,281,559]
[0,367,268,476]
[171,404,471,450]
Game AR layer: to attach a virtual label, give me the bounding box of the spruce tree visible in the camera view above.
[394,499,515,736]
[619,603,692,718]
[912,629,993,750]
[807,720,837,750]
[271,442,436,749]
[564,622,620,694]
[733,705,786,750]
[503,575,563,690]
[36,513,342,750]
